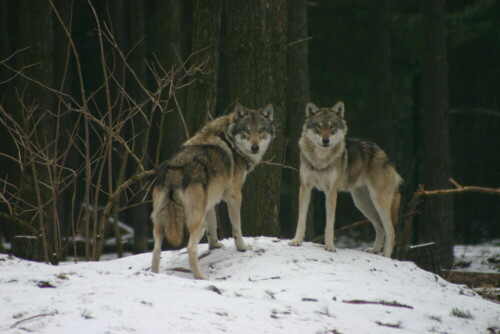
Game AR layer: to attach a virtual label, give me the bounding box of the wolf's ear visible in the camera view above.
[331,101,345,118]
[233,103,247,120]
[261,104,274,121]
[305,102,319,117]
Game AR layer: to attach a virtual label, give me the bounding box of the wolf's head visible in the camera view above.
[303,101,347,148]
[228,103,275,157]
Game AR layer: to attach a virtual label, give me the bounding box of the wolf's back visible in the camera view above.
[151,185,185,248]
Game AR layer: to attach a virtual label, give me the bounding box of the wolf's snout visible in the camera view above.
[251,144,260,153]
[322,138,330,146]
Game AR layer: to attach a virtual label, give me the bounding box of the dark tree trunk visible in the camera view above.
[127,0,149,254]
[155,0,186,162]
[17,0,55,263]
[185,0,222,137]
[226,0,287,237]
[283,0,312,239]
[0,0,13,250]
[371,0,394,157]
[419,0,454,268]
[53,0,74,259]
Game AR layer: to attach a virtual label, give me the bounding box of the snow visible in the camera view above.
[454,241,500,273]
[1,237,499,334]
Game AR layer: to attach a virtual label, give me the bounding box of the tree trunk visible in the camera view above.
[185,0,222,137]
[420,0,454,268]
[128,0,149,254]
[371,0,394,157]
[53,0,74,259]
[155,0,186,162]
[283,0,312,239]
[17,0,55,263]
[226,0,287,237]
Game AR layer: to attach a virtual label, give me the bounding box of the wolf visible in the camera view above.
[289,101,402,257]
[151,103,275,279]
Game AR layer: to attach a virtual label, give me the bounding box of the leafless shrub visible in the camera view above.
[0,1,207,262]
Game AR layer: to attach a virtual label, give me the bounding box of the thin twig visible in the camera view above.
[11,312,57,329]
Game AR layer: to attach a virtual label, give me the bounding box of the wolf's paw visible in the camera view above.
[193,273,208,280]
[236,243,252,252]
[209,241,224,250]
[324,244,336,252]
[364,247,382,255]
[289,239,303,247]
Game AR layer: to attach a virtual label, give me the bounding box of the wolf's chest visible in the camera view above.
[301,165,339,192]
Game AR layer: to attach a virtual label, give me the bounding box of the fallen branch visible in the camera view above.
[11,312,57,329]
[442,270,500,288]
[416,178,500,196]
[342,299,413,309]
[397,179,500,260]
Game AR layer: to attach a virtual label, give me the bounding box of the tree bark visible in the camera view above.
[155,0,186,161]
[371,0,394,157]
[283,0,312,239]
[185,0,222,137]
[226,0,287,237]
[53,0,74,259]
[420,0,454,268]
[16,0,55,263]
[128,0,149,254]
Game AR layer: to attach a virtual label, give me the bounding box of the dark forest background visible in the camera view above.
[0,0,498,267]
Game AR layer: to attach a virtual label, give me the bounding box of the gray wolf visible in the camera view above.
[289,101,402,257]
[151,103,275,279]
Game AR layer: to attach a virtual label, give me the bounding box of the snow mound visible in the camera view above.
[1,237,499,334]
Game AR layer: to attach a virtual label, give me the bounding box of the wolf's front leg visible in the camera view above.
[206,207,223,250]
[324,187,339,252]
[225,191,251,251]
[289,183,312,247]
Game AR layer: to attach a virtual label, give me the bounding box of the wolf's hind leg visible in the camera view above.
[187,219,206,279]
[206,207,223,249]
[352,187,384,254]
[369,190,395,257]
[151,222,164,273]
[185,186,208,279]
[289,183,312,247]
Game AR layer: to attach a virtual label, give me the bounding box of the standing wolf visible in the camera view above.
[151,103,274,279]
[289,102,402,257]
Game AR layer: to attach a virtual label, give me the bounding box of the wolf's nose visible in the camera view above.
[322,138,330,145]
[251,144,259,153]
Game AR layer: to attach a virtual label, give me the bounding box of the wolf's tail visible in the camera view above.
[391,190,401,227]
[391,173,403,227]
[151,186,185,248]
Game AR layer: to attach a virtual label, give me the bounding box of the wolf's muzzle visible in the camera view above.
[251,144,260,153]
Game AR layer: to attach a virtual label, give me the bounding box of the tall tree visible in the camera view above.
[420,0,454,268]
[155,0,186,162]
[371,0,394,157]
[226,0,287,236]
[16,0,55,262]
[185,0,222,137]
[283,0,311,238]
[127,0,149,254]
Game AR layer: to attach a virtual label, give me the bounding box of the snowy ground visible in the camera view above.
[454,240,500,273]
[1,237,499,334]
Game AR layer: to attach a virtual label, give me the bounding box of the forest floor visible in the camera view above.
[1,237,499,334]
